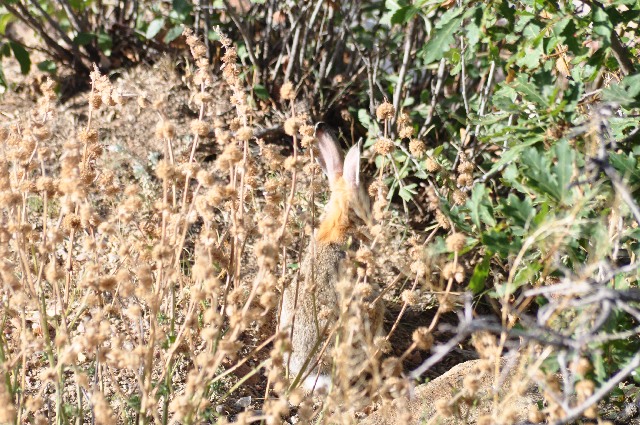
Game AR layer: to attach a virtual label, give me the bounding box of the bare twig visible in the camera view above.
[419,58,446,137]
[392,17,416,121]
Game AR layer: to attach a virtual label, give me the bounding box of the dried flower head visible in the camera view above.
[155,120,176,139]
[236,126,253,141]
[446,233,466,252]
[458,160,474,174]
[399,125,414,139]
[374,137,394,155]
[452,189,468,206]
[376,100,395,121]
[425,156,440,172]
[434,398,454,418]
[397,111,411,126]
[457,172,473,187]
[280,81,295,100]
[409,138,426,157]
[190,120,210,137]
[412,327,434,351]
[283,118,299,136]
[442,261,465,282]
[435,210,451,229]
[401,289,419,306]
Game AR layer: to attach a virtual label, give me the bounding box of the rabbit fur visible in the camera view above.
[279,125,385,391]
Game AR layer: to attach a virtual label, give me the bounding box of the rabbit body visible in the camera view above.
[280,240,343,389]
[279,125,384,391]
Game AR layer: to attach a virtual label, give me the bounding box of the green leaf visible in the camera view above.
[592,7,612,41]
[552,139,575,204]
[399,183,417,201]
[516,42,543,69]
[511,74,548,107]
[253,84,269,101]
[358,109,376,133]
[521,147,561,202]
[146,18,165,39]
[97,32,112,56]
[466,20,481,47]
[481,229,515,258]
[511,263,541,291]
[37,60,57,74]
[0,62,6,89]
[516,23,544,69]
[468,254,490,294]
[73,32,96,46]
[603,73,640,108]
[501,194,535,227]
[466,184,496,230]
[9,41,30,75]
[0,13,15,35]
[172,0,193,21]
[609,152,640,185]
[420,12,463,64]
[164,24,184,43]
[391,6,419,25]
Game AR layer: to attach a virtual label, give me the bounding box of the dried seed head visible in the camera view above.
[236,126,253,141]
[442,261,464,282]
[472,331,499,360]
[399,125,414,139]
[36,177,55,196]
[155,120,176,140]
[528,405,545,424]
[499,406,519,424]
[62,213,82,232]
[32,125,51,142]
[190,120,210,137]
[446,233,466,252]
[435,210,450,229]
[425,156,440,172]
[463,373,481,395]
[89,92,102,109]
[412,327,434,351]
[397,111,411,126]
[283,118,299,136]
[374,137,394,155]
[401,289,419,306]
[78,128,99,145]
[376,101,395,121]
[477,415,493,425]
[575,379,595,401]
[457,172,473,187]
[570,357,591,376]
[434,399,454,418]
[280,81,295,100]
[196,169,214,187]
[452,189,468,205]
[409,138,426,157]
[458,160,474,174]
[299,124,314,137]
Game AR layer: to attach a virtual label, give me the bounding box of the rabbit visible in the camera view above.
[279,124,385,392]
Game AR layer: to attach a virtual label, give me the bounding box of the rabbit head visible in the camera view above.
[314,124,372,245]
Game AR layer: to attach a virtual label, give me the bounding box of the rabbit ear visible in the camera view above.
[315,124,343,187]
[343,141,361,190]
